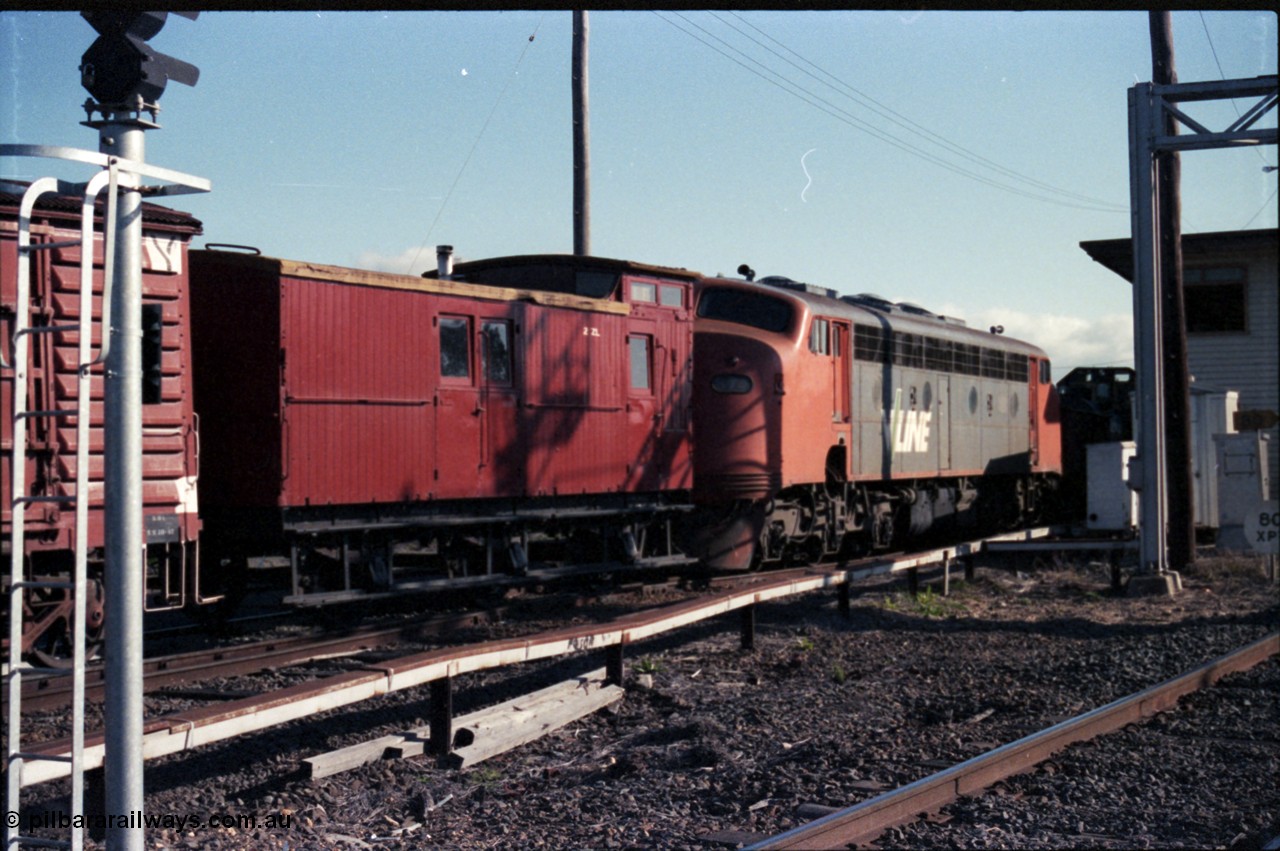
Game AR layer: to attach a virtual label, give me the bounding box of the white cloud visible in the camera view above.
[353,246,455,278]
[935,303,1134,381]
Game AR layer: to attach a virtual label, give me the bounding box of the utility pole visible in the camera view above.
[572,10,590,256]
[1149,11,1195,572]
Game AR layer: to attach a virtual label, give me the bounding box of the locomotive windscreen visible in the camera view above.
[697,286,794,333]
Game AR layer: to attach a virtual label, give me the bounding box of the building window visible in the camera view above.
[440,316,471,379]
[628,335,652,391]
[1184,266,1246,333]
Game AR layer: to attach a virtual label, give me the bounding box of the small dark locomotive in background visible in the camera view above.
[2,188,1063,662]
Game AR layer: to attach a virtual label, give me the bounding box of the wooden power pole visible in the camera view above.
[1149,11,1195,570]
[573,11,590,256]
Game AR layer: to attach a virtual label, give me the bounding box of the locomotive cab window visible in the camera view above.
[439,316,471,380]
[810,318,830,355]
[696,287,794,334]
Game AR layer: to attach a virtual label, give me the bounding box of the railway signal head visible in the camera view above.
[80,11,200,107]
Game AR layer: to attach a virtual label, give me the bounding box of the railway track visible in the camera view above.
[17,608,504,714]
[11,535,991,717]
[13,528,1057,788]
[749,632,1280,849]
[14,564,800,715]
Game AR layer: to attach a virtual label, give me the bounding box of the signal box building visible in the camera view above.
[1079,228,1279,489]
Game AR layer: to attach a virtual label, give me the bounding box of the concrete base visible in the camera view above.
[1127,570,1183,597]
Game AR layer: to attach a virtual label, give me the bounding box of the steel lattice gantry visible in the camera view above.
[1128,74,1278,578]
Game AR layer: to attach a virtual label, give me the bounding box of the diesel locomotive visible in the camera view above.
[691,274,1062,570]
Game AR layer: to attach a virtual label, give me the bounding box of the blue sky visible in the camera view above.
[3,10,1276,378]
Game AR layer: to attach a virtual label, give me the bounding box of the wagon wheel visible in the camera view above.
[24,578,106,668]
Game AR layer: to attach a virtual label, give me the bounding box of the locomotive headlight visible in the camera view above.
[711,374,753,394]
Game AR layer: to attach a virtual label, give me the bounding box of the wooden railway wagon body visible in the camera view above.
[188,251,697,602]
[691,275,1062,570]
[1,187,204,658]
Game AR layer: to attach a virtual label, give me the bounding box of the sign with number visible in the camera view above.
[1243,501,1280,554]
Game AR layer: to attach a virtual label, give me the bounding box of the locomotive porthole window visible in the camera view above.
[711,374,753,394]
[968,386,978,415]
[1010,392,1020,418]
[922,382,932,411]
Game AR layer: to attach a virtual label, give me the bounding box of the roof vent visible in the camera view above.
[896,302,938,318]
[841,292,898,313]
[759,275,839,299]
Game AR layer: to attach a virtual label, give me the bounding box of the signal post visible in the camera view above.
[79,12,200,849]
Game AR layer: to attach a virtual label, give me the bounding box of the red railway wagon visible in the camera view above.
[188,250,697,602]
[692,275,1062,569]
[1,186,204,660]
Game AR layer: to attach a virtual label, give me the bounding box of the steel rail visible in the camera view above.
[13,529,1052,785]
[16,567,785,712]
[14,527,1055,787]
[17,609,501,713]
[749,632,1280,850]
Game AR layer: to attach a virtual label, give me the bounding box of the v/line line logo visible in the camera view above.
[888,387,932,454]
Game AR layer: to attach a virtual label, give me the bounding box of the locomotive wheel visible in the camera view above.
[25,578,106,668]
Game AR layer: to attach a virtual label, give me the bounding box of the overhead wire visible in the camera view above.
[653,11,1128,214]
[1198,11,1274,170]
[407,16,545,275]
[1241,185,1278,229]
[1196,11,1276,231]
[719,11,1127,211]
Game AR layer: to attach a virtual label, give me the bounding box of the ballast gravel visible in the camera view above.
[15,554,1279,850]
